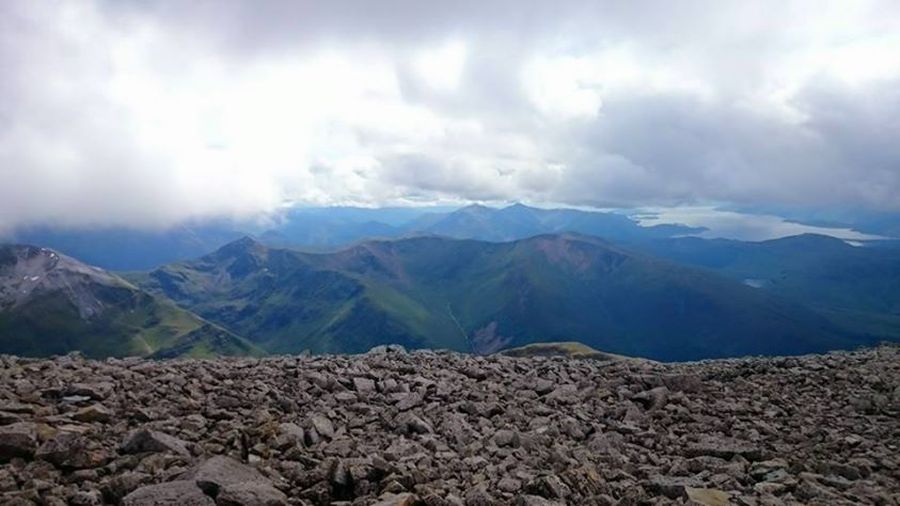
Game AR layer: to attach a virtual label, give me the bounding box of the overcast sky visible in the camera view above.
[1,0,899,231]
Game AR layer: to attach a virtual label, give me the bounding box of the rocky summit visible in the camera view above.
[0,346,898,506]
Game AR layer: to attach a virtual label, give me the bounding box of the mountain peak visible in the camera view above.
[458,203,492,214]
[505,202,533,210]
[763,233,852,250]
[0,243,129,318]
[212,236,266,257]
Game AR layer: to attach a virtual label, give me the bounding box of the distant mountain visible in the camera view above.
[8,224,246,271]
[5,204,701,270]
[257,206,458,249]
[409,203,705,242]
[628,234,900,341]
[257,203,705,249]
[132,234,860,361]
[0,245,258,358]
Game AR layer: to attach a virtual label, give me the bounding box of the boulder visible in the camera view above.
[120,429,191,457]
[72,404,113,423]
[122,480,214,506]
[0,422,37,462]
[35,432,106,469]
[216,481,288,506]
[183,456,267,497]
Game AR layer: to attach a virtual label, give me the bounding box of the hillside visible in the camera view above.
[628,234,900,341]
[0,345,897,505]
[133,234,861,360]
[0,245,258,358]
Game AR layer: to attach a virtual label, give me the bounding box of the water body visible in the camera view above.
[633,206,890,242]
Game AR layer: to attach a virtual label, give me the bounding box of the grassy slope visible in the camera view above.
[0,277,260,359]
[628,234,900,342]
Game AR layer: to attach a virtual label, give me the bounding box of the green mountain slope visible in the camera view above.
[134,235,863,360]
[627,234,900,341]
[0,245,259,358]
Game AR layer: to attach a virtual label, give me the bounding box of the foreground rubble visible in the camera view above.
[1,344,898,505]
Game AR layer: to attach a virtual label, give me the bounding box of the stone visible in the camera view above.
[497,477,522,493]
[367,344,407,355]
[396,393,424,411]
[0,422,37,462]
[632,386,670,410]
[524,475,571,500]
[273,422,304,450]
[396,412,433,434]
[121,429,191,457]
[308,414,335,440]
[646,475,702,499]
[371,492,417,506]
[352,377,376,393]
[515,496,565,506]
[184,456,266,496]
[493,429,519,448]
[122,480,215,506]
[685,487,732,506]
[217,481,288,506]
[69,490,103,506]
[67,382,114,400]
[71,403,112,423]
[686,438,763,461]
[35,432,106,469]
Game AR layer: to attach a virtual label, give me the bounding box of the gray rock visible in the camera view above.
[67,382,114,400]
[0,422,37,462]
[307,414,335,440]
[72,403,113,422]
[515,496,565,506]
[371,492,417,506]
[122,480,215,506]
[645,475,702,499]
[493,429,519,448]
[352,377,376,393]
[632,386,670,410]
[685,438,763,461]
[367,344,408,355]
[396,392,424,411]
[184,456,266,496]
[35,432,106,469]
[524,475,571,500]
[121,429,191,457]
[216,481,288,506]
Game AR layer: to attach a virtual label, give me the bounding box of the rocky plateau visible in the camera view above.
[0,344,898,505]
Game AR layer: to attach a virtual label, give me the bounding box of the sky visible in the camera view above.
[1,0,899,232]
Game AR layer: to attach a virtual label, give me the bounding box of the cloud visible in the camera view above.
[1,0,899,232]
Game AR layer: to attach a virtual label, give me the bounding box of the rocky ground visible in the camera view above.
[1,345,899,506]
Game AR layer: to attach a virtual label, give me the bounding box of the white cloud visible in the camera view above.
[1,0,900,232]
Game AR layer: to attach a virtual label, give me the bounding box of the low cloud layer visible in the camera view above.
[2,0,899,231]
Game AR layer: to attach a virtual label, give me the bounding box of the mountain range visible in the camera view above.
[1,204,897,361]
[126,234,864,361]
[5,204,702,270]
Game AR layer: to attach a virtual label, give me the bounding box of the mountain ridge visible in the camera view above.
[131,233,862,360]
